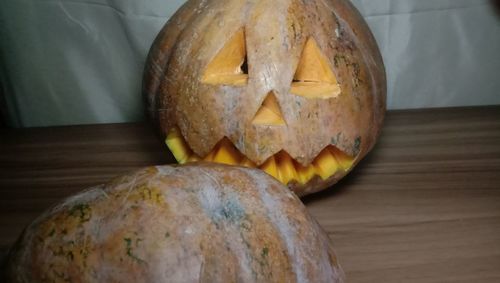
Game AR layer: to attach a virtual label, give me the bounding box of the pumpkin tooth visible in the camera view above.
[203,145,219,162]
[329,146,355,171]
[276,152,298,185]
[313,148,340,180]
[165,128,191,164]
[213,138,242,165]
[203,152,214,162]
[260,156,279,181]
[166,127,353,184]
[295,162,316,185]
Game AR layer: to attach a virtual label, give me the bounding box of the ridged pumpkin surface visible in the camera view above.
[5,164,344,283]
[144,0,386,195]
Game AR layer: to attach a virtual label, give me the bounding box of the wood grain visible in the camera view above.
[1,106,500,282]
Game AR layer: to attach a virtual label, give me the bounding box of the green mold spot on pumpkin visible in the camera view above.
[255,245,271,270]
[353,136,361,155]
[331,132,341,145]
[205,194,246,225]
[221,198,246,224]
[138,186,165,205]
[69,203,92,224]
[117,185,166,207]
[240,219,252,231]
[334,54,346,67]
[258,144,267,154]
[261,247,269,258]
[124,237,146,264]
[350,62,361,87]
[352,62,361,77]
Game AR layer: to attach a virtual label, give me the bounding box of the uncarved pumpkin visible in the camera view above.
[143,0,386,196]
[5,164,344,282]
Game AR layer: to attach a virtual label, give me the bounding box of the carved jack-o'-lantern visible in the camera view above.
[143,0,386,196]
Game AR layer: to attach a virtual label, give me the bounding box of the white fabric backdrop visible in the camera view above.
[1,0,499,127]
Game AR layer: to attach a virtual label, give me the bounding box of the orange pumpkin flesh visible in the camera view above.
[291,38,341,99]
[201,28,249,86]
[166,127,354,186]
[5,164,344,282]
[144,0,386,196]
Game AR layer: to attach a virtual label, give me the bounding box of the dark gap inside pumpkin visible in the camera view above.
[292,79,320,83]
[241,55,248,75]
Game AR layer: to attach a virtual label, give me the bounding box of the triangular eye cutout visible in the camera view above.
[291,38,341,99]
[252,92,286,126]
[201,29,248,86]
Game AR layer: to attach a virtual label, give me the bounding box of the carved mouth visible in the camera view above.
[165,128,356,185]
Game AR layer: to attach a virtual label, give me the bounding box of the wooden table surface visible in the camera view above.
[1,106,500,282]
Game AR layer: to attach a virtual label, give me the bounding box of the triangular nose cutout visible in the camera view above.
[252,92,286,126]
[291,38,341,99]
[201,29,248,86]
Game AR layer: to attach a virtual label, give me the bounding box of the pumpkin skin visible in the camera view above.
[143,0,386,196]
[5,164,344,283]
